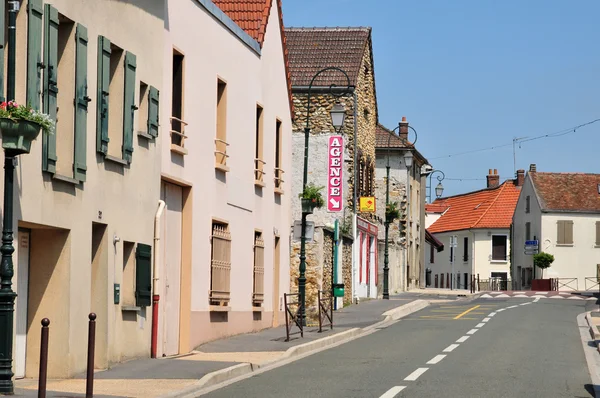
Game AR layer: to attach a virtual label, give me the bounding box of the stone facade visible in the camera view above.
[342,236,354,306]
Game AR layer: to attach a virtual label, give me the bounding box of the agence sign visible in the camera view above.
[327,135,343,212]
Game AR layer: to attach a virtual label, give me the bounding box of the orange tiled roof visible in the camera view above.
[531,172,600,212]
[212,0,293,114]
[428,180,521,234]
[425,203,449,213]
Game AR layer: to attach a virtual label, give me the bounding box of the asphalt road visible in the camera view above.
[201,297,595,398]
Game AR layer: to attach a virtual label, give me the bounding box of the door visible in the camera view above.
[15,229,30,379]
[272,237,280,327]
[161,182,183,357]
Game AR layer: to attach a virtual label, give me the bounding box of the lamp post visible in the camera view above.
[299,67,351,325]
[427,170,445,203]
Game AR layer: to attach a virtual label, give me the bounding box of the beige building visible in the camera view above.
[512,165,600,291]
[5,0,164,378]
[159,0,293,355]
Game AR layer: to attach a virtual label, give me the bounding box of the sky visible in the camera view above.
[281,0,600,199]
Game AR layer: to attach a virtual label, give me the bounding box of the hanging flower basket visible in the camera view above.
[299,183,325,214]
[0,101,54,155]
[301,198,317,214]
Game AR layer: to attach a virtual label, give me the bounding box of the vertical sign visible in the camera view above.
[327,135,343,212]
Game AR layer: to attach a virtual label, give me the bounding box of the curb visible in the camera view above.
[585,311,600,351]
[578,312,600,397]
[162,300,430,397]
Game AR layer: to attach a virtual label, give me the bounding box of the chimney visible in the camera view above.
[486,168,500,188]
[399,116,409,142]
[529,164,537,173]
[516,169,525,186]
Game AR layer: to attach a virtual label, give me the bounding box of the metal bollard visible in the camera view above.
[86,313,96,398]
[38,318,50,398]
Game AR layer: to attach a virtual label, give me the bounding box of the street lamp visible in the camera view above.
[0,1,39,393]
[427,170,445,203]
[299,67,352,325]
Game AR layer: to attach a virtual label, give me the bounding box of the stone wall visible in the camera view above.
[323,230,334,292]
[290,227,324,321]
[342,236,353,306]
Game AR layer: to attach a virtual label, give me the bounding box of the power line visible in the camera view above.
[444,177,486,181]
[430,118,600,160]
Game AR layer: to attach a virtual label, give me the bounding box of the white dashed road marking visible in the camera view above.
[405,368,429,381]
[534,297,541,303]
[467,328,478,335]
[489,312,496,317]
[379,386,406,398]
[476,323,485,328]
[482,317,491,322]
[507,305,518,309]
[456,335,470,343]
[427,355,446,364]
[443,344,459,352]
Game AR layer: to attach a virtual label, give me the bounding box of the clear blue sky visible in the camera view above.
[281,0,600,198]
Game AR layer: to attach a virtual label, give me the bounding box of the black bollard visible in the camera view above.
[86,313,96,398]
[38,318,50,398]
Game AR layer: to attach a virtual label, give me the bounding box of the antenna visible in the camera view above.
[512,136,529,175]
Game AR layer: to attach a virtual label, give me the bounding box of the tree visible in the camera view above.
[533,252,555,279]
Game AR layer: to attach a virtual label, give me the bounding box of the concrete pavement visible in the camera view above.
[201,297,594,398]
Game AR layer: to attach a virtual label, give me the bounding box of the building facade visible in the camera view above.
[159,0,293,355]
[428,169,522,290]
[512,165,600,291]
[7,0,164,378]
[285,27,379,310]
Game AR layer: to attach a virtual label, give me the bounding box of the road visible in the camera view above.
[201,297,595,398]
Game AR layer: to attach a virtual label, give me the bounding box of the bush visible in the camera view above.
[385,201,401,222]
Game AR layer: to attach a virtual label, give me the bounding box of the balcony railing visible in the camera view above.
[215,138,229,171]
[274,168,285,193]
[170,116,188,155]
[254,158,266,186]
[210,225,231,306]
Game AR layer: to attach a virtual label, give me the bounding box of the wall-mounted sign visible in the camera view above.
[327,135,344,212]
[359,197,376,213]
[524,240,539,255]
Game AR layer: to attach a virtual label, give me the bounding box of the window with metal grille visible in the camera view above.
[209,221,231,306]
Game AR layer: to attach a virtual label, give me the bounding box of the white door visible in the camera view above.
[15,230,30,378]
[161,183,182,357]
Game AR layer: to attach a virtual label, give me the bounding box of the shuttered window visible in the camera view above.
[27,0,43,110]
[135,243,152,307]
[210,222,231,306]
[73,24,89,181]
[557,220,574,245]
[525,222,531,241]
[596,222,600,246]
[122,52,137,162]
[148,86,159,137]
[429,244,434,264]
[252,232,265,306]
[525,196,531,213]
[491,235,507,261]
[463,237,469,262]
[42,4,58,173]
[96,36,110,155]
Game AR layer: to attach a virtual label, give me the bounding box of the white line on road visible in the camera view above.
[507,305,518,309]
[427,355,446,364]
[497,308,505,312]
[482,317,491,322]
[489,312,496,317]
[467,328,478,335]
[405,368,429,381]
[456,335,470,343]
[476,323,485,328]
[520,302,531,306]
[533,297,541,303]
[379,386,406,398]
[443,344,459,352]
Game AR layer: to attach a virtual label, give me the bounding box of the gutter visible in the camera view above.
[151,200,166,359]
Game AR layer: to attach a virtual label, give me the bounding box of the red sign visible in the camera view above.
[327,135,343,212]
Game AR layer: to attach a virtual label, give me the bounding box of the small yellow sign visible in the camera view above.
[360,197,376,213]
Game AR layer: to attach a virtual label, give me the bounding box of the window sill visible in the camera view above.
[490,260,508,263]
[171,144,188,156]
[209,305,231,312]
[215,163,230,173]
[595,245,600,248]
[52,174,80,185]
[137,131,154,140]
[105,155,128,166]
[274,187,285,195]
[252,305,263,312]
[254,180,266,188]
[121,306,141,312]
[556,244,574,247]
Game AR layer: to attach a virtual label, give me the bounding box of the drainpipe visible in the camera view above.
[151,200,166,359]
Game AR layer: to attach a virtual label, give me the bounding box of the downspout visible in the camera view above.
[151,200,166,359]
[352,90,358,303]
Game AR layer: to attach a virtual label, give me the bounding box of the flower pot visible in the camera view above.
[301,198,317,214]
[0,118,42,155]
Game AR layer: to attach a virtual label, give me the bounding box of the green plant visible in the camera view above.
[533,252,555,278]
[299,182,325,208]
[0,101,55,134]
[385,201,401,222]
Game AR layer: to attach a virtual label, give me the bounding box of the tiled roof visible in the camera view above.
[212,0,294,115]
[375,124,413,149]
[428,180,522,234]
[426,229,444,251]
[284,27,371,87]
[425,203,449,213]
[531,172,600,212]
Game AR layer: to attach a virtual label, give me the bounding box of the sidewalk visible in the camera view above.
[14,298,419,398]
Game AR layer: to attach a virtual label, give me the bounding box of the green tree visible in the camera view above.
[533,252,555,279]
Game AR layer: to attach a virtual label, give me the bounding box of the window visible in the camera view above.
[525,195,530,213]
[254,105,264,185]
[210,221,231,306]
[557,220,573,245]
[274,119,284,193]
[596,221,600,246]
[96,36,137,163]
[525,222,531,241]
[491,235,507,261]
[40,7,89,181]
[463,237,469,262]
[170,50,186,153]
[429,244,435,263]
[122,241,136,306]
[252,231,265,307]
[138,81,160,139]
[215,79,229,170]
[135,243,152,307]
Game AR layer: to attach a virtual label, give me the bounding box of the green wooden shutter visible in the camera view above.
[0,0,5,101]
[26,0,43,108]
[74,24,89,182]
[565,220,574,244]
[42,4,58,173]
[135,243,152,307]
[557,221,564,244]
[96,36,110,155]
[148,86,159,137]
[122,51,137,162]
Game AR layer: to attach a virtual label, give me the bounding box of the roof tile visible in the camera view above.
[531,172,600,212]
